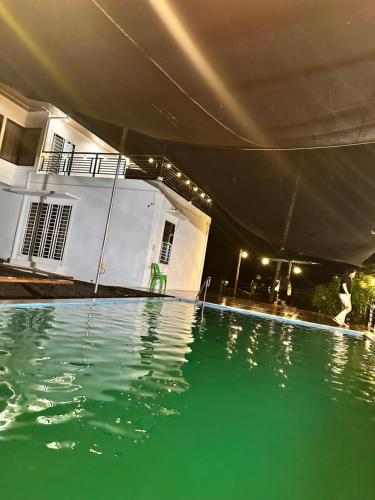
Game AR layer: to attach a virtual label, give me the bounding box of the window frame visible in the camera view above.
[20,200,73,262]
[0,118,41,166]
[159,219,176,266]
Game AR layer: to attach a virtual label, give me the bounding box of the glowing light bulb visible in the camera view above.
[262,257,270,265]
[185,180,191,185]
[148,157,154,164]
[293,266,302,275]
[200,193,205,198]
[241,251,249,258]
[176,172,182,178]
[166,163,172,169]
[193,186,198,192]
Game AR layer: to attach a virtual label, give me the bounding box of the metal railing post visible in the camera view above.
[156,157,163,179]
[94,129,128,296]
[195,276,212,305]
[92,153,99,177]
[67,151,74,176]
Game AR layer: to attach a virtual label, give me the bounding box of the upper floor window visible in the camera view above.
[159,221,175,265]
[0,119,41,166]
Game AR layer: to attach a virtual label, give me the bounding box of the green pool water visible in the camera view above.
[0,300,374,500]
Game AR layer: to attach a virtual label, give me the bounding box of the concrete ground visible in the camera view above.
[167,289,369,337]
[0,261,166,300]
[199,293,369,336]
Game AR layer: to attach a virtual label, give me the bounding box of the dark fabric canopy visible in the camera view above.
[1,0,375,265]
[124,131,375,267]
[2,0,375,148]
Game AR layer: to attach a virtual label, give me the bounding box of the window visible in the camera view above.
[18,128,42,166]
[0,119,23,163]
[45,133,75,172]
[51,133,65,153]
[22,202,72,261]
[159,221,175,265]
[0,119,41,165]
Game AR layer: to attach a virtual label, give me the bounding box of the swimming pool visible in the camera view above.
[0,299,374,499]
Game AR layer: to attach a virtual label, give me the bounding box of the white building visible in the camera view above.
[0,86,211,292]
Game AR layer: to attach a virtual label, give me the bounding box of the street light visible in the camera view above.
[233,249,248,297]
[220,280,229,295]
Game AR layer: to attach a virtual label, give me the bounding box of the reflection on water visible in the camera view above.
[0,301,195,451]
[1,301,375,457]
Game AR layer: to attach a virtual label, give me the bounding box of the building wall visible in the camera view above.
[145,193,210,291]
[0,94,29,146]
[0,95,49,259]
[0,189,24,259]
[0,92,211,292]
[43,114,116,154]
[9,174,210,291]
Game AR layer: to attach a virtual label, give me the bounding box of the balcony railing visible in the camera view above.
[39,152,212,212]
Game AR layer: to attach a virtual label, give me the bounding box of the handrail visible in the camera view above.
[195,276,211,305]
[39,151,212,213]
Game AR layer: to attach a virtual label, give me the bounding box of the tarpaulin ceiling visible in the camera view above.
[123,130,375,267]
[1,0,375,265]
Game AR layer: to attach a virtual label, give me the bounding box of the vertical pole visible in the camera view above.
[67,150,74,176]
[156,157,163,179]
[233,249,242,298]
[94,128,128,296]
[270,154,304,302]
[287,260,293,280]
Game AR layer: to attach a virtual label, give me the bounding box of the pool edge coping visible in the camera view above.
[0,296,176,308]
[180,298,365,339]
[0,295,367,339]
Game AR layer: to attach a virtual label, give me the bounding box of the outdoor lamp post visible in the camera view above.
[220,280,229,295]
[233,249,248,297]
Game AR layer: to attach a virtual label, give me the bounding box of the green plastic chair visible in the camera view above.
[149,263,167,294]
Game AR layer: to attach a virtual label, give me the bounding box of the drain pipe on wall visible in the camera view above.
[94,127,128,296]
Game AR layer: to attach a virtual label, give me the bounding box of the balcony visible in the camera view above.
[39,152,212,212]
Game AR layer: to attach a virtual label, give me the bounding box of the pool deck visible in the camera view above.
[174,291,371,339]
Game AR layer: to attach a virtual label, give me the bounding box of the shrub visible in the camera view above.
[312,272,375,324]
